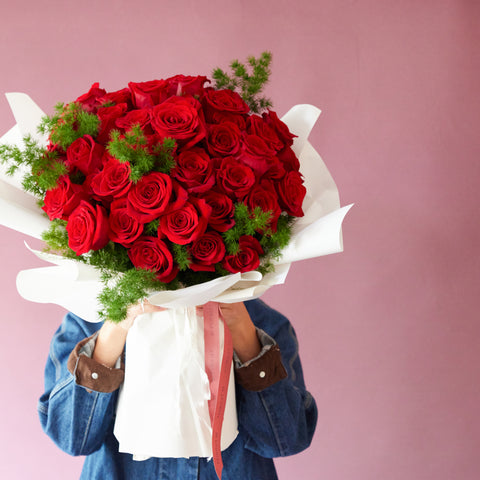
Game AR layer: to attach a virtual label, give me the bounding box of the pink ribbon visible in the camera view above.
[203,302,233,480]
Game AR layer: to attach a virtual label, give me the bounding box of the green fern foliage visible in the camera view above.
[98,268,170,323]
[39,102,100,150]
[212,51,273,113]
[222,203,273,255]
[107,126,176,181]
[151,137,176,174]
[262,214,294,256]
[0,135,66,197]
[172,244,191,271]
[41,219,78,258]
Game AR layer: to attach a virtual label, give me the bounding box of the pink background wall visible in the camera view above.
[1,1,479,479]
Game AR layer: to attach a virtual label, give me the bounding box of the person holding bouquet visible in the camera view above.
[1,54,347,479]
[39,299,317,479]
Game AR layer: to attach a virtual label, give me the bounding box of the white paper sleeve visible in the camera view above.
[114,308,238,459]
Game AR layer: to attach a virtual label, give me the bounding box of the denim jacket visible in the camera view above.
[38,300,317,480]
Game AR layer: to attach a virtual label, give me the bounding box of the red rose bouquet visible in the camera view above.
[0,53,352,475]
[1,52,306,322]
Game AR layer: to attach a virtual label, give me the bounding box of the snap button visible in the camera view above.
[91,372,99,380]
[259,371,266,378]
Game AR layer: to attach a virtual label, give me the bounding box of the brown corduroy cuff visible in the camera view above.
[235,344,287,392]
[67,334,125,393]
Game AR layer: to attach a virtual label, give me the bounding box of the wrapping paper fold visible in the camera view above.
[0,96,51,239]
[0,94,352,460]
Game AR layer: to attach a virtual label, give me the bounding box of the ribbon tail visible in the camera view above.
[203,302,233,480]
[213,317,233,479]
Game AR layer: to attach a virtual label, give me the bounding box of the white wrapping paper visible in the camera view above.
[0,97,51,239]
[0,94,352,459]
[114,308,238,458]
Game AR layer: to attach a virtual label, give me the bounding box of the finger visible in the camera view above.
[142,302,166,313]
[126,299,164,318]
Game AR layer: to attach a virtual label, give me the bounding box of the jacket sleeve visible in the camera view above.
[236,300,318,458]
[37,313,120,456]
[234,328,288,391]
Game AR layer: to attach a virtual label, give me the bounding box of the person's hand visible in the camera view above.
[217,302,251,330]
[93,299,165,367]
[198,302,261,363]
[119,299,166,331]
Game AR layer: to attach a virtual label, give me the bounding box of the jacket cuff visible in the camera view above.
[67,333,124,393]
[234,329,287,392]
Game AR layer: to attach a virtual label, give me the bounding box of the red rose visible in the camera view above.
[108,198,143,247]
[259,156,286,181]
[222,235,263,273]
[127,172,173,223]
[99,88,133,108]
[207,110,247,130]
[262,110,296,147]
[90,156,132,201]
[42,175,87,221]
[244,181,282,231]
[238,134,277,176]
[276,171,306,217]
[150,96,206,149]
[203,88,250,115]
[159,197,211,245]
[115,108,152,134]
[128,79,170,108]
[277,146,300,172]
[207,122,242,157]
[66,200,110,255]
[172,148,215,194]
[189,231,226,272]
[127,236,178,283]
[75,83,107,113]
[66,135,105,175]
[165,75,208,97]
[202,190,235,232]
[96,103,128,143]
[247,115,284,152]
[164,180,189,214]
[216,156,256,200]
